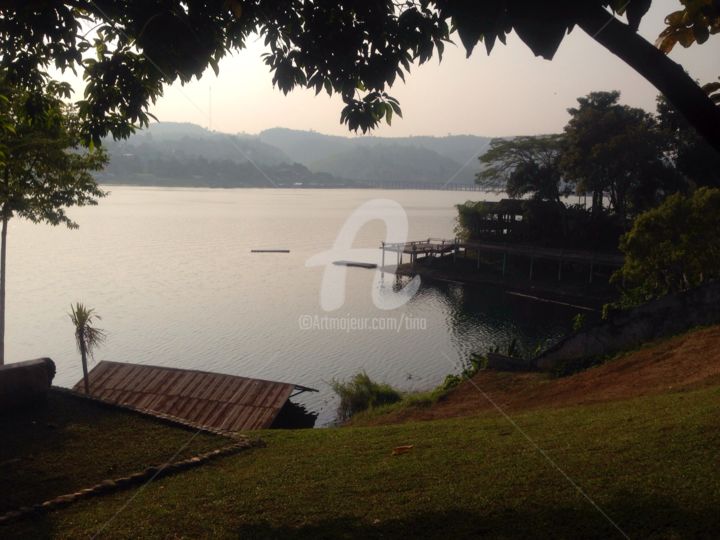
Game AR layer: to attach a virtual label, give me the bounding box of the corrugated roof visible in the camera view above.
[72,361,312,431]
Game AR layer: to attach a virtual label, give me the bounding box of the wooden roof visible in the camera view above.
[72,361,314,432]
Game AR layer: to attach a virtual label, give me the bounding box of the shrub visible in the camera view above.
[441,352,487,392]
[613,187,720,306]
[572,313,587,332]
[329,372,402,421]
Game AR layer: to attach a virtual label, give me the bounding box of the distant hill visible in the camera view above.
[258,128,351,165]
[104,122,292,166]
[98,122,345,187]
[98,122,493,188]
[312,144,467,184]
[260,128,491,185]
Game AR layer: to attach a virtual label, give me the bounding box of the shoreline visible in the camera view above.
[95,181,485,191]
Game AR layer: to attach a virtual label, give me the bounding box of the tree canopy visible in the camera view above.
[0,81,107,228]
[477,135,567,204]
[478,91,684,221]
[0,79,107,364]
[561,91,682,220]
[614,187,720,305]
[1,1,718,150]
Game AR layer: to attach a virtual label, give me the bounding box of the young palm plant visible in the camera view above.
[69,303,106,394]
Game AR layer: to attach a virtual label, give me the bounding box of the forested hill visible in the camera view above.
[259,128,491,185]
[97,122,491,188]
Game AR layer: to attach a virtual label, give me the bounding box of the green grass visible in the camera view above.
[4,385,719,538]
[0,391,227,514]
[348,385,449,424]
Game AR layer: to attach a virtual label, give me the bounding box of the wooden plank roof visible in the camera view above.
[72,361,314,432]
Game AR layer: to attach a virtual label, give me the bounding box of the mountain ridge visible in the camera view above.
[98,122,493,188]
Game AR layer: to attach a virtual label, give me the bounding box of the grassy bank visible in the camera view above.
[0,391,227,514]
[5,385,719,538]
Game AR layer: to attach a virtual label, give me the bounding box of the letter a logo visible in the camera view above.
[306,199,421,311]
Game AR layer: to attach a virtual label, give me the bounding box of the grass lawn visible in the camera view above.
[0,391,227,514]
[4,385,719,539]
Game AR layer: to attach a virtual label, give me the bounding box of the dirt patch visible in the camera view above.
[363,325,720,425]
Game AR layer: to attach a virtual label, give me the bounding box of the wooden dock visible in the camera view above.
[381,238,624,284]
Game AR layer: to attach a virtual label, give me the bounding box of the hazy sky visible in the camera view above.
[113,1,720,138]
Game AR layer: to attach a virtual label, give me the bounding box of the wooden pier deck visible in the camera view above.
[381,239,624,284]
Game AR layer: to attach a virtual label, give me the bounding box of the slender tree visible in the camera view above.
[69,303,106,395]
[0,80,107,365]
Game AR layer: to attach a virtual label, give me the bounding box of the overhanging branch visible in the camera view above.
[577,5,720,154]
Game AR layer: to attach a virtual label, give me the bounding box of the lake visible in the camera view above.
[6,187,581,425]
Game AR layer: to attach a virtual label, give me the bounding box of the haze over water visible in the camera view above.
[7,187,579,425]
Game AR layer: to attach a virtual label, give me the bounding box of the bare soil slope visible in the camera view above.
[365,324,720,425]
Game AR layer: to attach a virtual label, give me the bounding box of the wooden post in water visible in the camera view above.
[502,252,507,276]
[558,259,563,281]
[477,248,481,270]
[529,257,535,280]
[381,242,385,269]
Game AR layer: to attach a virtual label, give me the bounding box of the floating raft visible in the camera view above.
[251,249,290,253]
[333,260,377,269]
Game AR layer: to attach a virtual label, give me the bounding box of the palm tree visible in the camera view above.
[69,303,106,394]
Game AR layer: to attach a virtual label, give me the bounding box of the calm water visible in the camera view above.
[6,187,580,425]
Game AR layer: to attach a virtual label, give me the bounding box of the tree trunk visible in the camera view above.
[0,215,7,366]
[80,340,90,394]
[592,190,603,215]
[577,6,720,155]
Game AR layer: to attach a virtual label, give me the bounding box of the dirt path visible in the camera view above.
[363,324,720,425]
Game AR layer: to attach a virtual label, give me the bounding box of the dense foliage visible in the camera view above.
[466,90,713,250]
[613,187,720,304]
[1,1,718,150]
[0,82,107,228]
[561,91,682,221]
